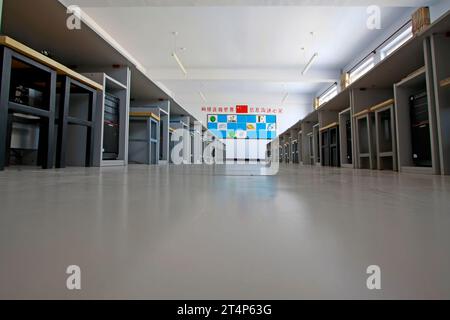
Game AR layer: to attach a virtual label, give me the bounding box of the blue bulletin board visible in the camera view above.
[207,114,277,140]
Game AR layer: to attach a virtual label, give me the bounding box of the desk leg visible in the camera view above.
[41,71,56,169]
[56,77,70,168]
[147,118,152,164]
[5,114,13,166]
[0,48,12,171]
[85,90,96,167]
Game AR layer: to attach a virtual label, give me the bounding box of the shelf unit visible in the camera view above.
[394,63,440,175]
[320,122,340,167]
[318,110,340,167]
[307,132,314,164]
[83,69,130,167]
[289,129,300,164]
[298,130,303,164]
[354,109,377,169]
[279,145,283,163]
[300,115,315,165]
[338,108,353,168]
[352,88,393,170]
[284,140,290,163]
[0,46,56,170]
[170,116,190,164]
[430,32,450,175]
[128,111,160,165]
[131,101,171,165]
[56,76,98,168]
[312,124,320,166]
[190,125,202,164]
[292,139,299,164]
[372,99,397,171]
[169,126,175,163]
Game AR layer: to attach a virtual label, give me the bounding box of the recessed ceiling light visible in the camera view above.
[281,92,289,105]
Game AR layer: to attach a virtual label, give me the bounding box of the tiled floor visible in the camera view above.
[1,164,449,299]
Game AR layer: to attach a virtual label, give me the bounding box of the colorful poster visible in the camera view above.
[207,114,277,140]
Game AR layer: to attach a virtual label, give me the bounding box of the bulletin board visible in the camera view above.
[207,114,277,140]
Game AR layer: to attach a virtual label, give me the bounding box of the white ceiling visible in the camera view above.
[60,0,422,123]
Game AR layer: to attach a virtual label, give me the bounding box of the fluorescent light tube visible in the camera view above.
[199,91,207,103]
[302,52,318,75]
[281,92,289,104]
[172,51,187,75]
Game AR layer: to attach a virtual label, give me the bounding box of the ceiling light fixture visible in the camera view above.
[281,92,289,104]
[172,51,187,75]
[199,91,207,103]
[172,31,187,76]
[302,52,318,75]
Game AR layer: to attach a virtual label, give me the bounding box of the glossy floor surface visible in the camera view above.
[1,164,450,299]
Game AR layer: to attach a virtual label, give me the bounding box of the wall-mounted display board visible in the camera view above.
[207,114,277,140]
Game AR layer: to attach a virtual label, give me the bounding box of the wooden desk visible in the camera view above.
[370,99,395,112]
[353,109,371,118]
[319,122,338,132]
[0,36,103,91]
[129,111,161,122]
[0,36,102,170]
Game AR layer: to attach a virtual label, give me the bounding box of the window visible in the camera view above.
[349,55,375,84]
[380,25,413,60]
[346,20,413,85]
[318,83,338,106]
